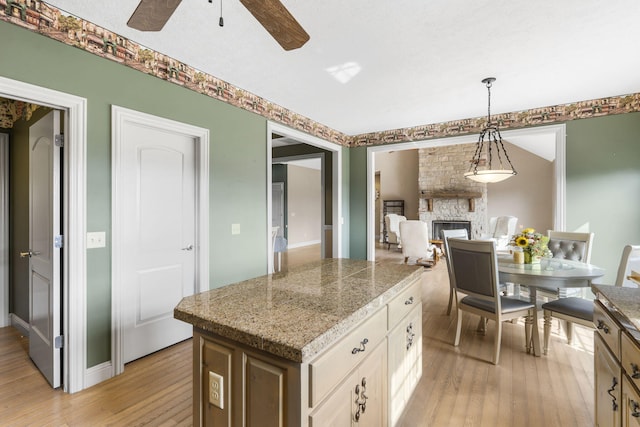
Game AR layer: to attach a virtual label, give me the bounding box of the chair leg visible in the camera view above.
[543,310,552,355]
[477,317,487,334]
[404,256,409,264]
[493,320,502,365]
[447,287,454,315]
[454,309,463,346]
[564,320,574,345]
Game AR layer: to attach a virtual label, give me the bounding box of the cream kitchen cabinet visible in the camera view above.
[176,259,424,427]
[595,332,621,427]
[592,286,640,427]
[310,339,387,426]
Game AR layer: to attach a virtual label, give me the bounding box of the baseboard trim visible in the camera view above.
[84,361,113,389]
[287,240,321,249]
[10,313,29,336]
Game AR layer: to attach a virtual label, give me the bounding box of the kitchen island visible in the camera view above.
[592,284,640,426]
[175,258,424,426]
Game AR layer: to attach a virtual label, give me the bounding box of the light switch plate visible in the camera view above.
[87,231,106,249]
[231,223,240,235]
[209,371,224,409]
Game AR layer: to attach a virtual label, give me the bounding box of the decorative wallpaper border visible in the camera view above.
[2,1,640,148]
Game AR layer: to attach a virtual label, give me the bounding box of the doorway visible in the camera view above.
[267,122,343,272]
[365,125,567,261]
[111,106,209,375]
[0,76,87,393]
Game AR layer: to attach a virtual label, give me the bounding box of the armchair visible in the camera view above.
[481,216,518,252]
[399,220,441,266]
[384,213,406,250]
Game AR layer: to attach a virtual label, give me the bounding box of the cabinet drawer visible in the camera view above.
[594,300,621,359]
[622,332,640,390]
[309,307,387,407]
[388,279,421,328]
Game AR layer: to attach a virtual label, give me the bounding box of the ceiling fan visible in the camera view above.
[127,0,310,51]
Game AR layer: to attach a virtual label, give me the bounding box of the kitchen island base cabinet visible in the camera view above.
[177,261,424,427]
[195,332,302,427]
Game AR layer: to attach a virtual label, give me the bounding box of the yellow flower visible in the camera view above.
[515,236,529,247]
[522,228,536,234]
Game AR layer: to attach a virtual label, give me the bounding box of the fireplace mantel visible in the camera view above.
[420,190,483,212]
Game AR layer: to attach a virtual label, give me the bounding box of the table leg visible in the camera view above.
[528,287,541,356]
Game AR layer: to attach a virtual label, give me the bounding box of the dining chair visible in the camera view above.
[449,238,536,364]
[537,230,595,300]
[540,244,638,355]
[399,220,440,266]
[441,228,469,315]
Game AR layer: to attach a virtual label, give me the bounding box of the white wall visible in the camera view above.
[287,165,322,247]
[487,141,554,235]
[376,149,419,219]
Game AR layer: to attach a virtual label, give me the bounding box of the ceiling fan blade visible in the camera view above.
[239,0,310,51]
[127,0,183,31]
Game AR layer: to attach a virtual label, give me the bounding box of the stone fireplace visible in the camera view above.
[418,144,488,239]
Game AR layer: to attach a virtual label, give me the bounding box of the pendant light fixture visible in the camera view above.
[464,77,517,183]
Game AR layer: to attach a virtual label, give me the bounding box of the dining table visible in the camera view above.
[497,256,605,356]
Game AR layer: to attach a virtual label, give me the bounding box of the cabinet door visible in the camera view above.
[622,377,640,427]
[357,340,387,427]
[309,370,357,427]
[310,341,387,427]
[388,304,422,426]
[595,333,621,427]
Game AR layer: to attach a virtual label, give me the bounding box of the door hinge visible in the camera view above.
[54,335,64,349]
[55,134,64,147]
[54,235,63,248]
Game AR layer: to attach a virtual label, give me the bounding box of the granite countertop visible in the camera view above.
[592,284,640,339]
[174,259,423,363]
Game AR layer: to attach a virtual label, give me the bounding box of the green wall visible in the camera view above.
[1,21,270,367]
[566,113,640,283]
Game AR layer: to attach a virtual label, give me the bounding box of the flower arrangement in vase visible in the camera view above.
[510,228,552,264]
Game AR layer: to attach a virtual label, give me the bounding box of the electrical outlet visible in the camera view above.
[86,231,106,249]
[209,371,224,409]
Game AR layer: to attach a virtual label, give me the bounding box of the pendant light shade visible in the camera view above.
[464,77,517,183]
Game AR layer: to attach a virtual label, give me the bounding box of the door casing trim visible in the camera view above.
[111,105,210,376]
[0,75,88,393]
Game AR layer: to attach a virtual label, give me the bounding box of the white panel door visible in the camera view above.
[121,122,196,363]
[28,110,61,388]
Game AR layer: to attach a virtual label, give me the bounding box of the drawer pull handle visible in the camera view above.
[406,322,415,350]
[631,363,640,379]
[631,400,640,418]
[597,320,610,334]
[607,377,618,412]
[405,296,414,305]
[354,377,368,422]
[352,338,369,354]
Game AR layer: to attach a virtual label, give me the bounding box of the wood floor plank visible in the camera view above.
[0,244,594,426]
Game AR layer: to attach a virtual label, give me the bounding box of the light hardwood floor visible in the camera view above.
[1,244,594,426]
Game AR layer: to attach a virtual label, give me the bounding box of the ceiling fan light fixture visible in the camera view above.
[464,77,517,184]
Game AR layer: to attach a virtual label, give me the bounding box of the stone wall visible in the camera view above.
[418,144,488,238]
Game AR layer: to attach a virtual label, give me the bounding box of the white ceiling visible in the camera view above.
[46,0,640,143]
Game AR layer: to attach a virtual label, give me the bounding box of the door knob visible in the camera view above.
[19,250,41,258]
[181,244,194,251]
